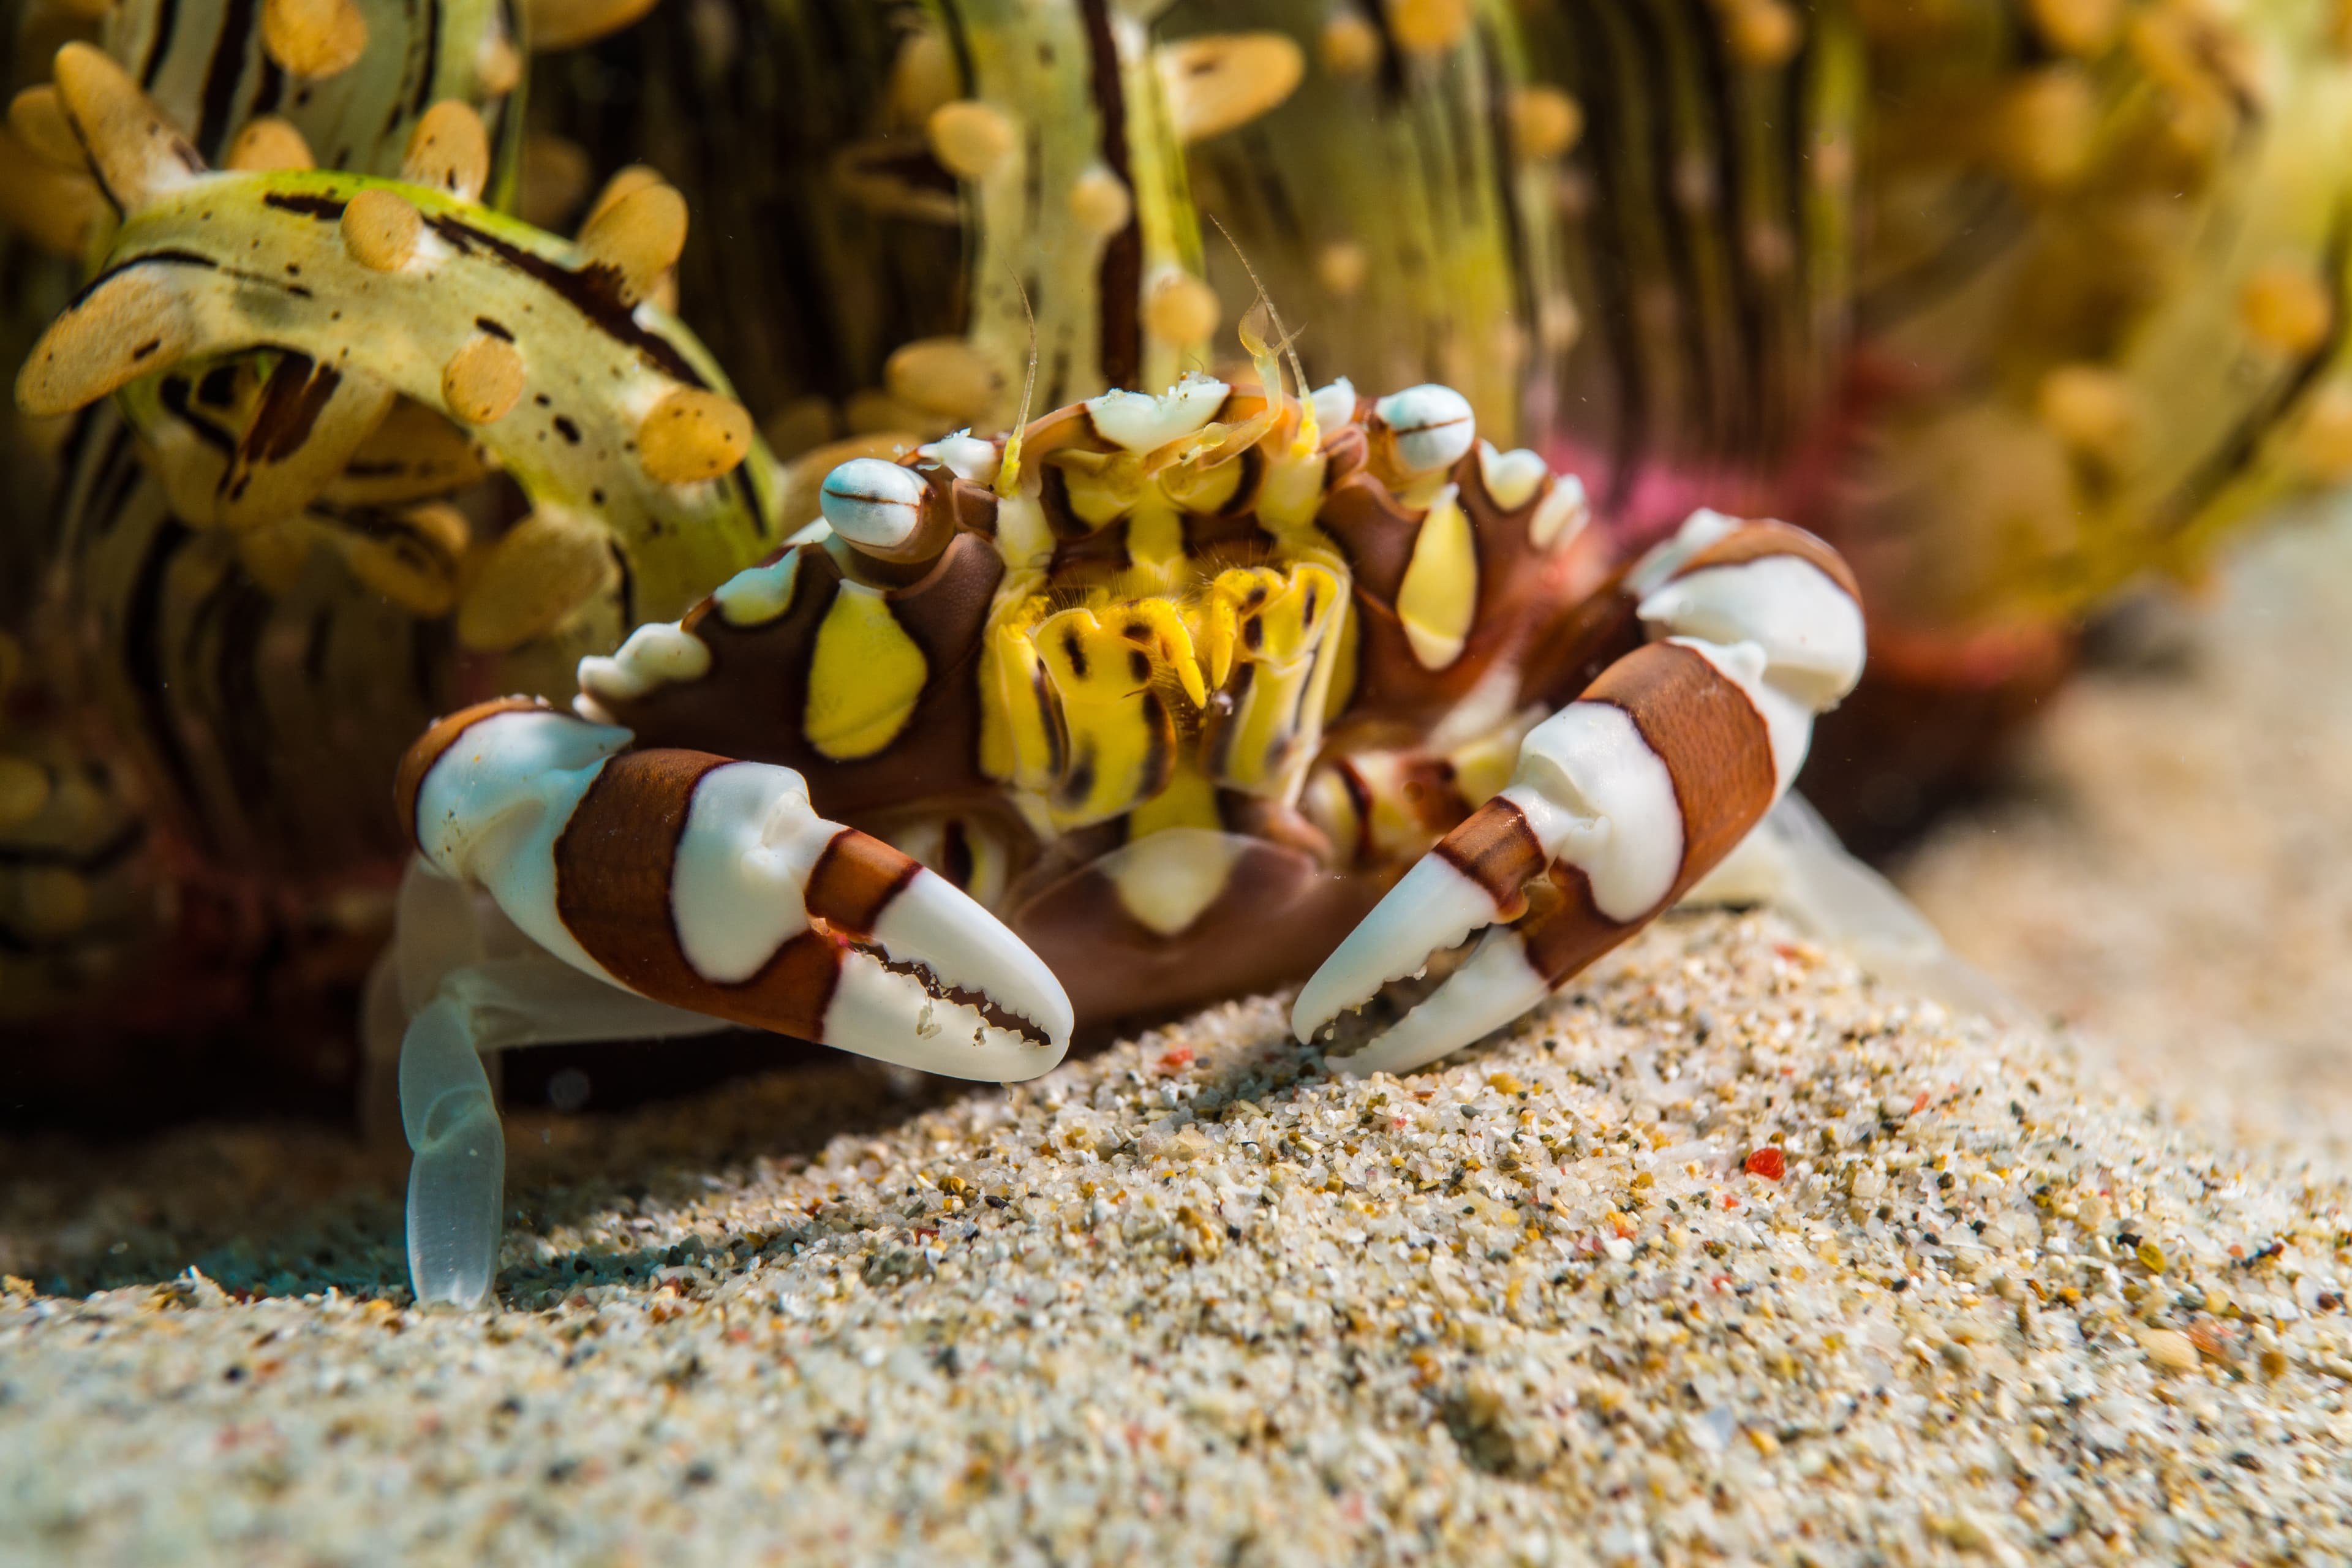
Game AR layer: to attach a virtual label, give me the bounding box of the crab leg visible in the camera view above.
[371,861,743,1308]
[1292,513,1866,1076]
[397,699,1076,1077]
[396,951,733,1308]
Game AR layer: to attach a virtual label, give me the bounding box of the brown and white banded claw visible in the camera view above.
[1291,511,1865,1076]
[397,699,1075,1079]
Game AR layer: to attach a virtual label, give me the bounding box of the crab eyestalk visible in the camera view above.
[18,45,780,650]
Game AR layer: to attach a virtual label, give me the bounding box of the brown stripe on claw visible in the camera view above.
[1519,862,1626,987]
[1431,796,1545,921]
[1675,522,1861,603]
[393,696,549,850]
[802,827,922,937]
[552,747,731,990]
[552,748,845,1041]
[1581,641,1777,886]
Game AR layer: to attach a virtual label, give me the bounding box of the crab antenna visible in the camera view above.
[995,271,1042,499]
[1210,214,1316,455]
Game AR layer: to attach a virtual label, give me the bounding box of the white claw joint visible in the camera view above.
[396,701,1074,1081]
[1630,508,1867,715]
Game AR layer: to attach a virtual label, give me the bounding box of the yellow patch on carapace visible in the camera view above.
[1395,483,1479,669]
[804,582,929,760]
[1026,605,1182,823]
[1193,560,1341,780]
[1254,445,1329,533]
[1156,451,1247,517]
[980,545,1351,831]
[1446,727,1522,813]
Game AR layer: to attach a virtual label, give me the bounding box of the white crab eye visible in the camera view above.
[820,458,927,550]
[1374,383,1476,475]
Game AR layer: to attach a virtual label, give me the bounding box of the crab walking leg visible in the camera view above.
[398,997,505,1309]
[397,700,1076,1077]
[361,854,737,1133]
[398,954,733,1308]
[1293,518,1865,1076]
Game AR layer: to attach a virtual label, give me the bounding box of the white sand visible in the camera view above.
[1902,500,2352,1152]
[4,910,2350,1564]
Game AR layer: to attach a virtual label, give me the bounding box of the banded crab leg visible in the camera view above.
[390,699,1074,1307]
[1291,512,1866,1076]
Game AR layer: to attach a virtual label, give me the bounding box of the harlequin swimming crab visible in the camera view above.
[369,320,1861,1302]
[7,30,1856,1300]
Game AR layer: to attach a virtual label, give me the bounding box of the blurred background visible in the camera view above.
[1899,494,2352,1154]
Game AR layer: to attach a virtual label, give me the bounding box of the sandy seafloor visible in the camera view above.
[3,514,2351,1565]
[1900,500,2352,1155]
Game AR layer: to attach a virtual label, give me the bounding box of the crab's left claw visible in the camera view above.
[1293,514,1866,1076]
[398,699,1074,1080]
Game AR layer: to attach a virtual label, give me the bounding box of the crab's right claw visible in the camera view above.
[1289,802,1551,1053]
[399,702,1074,1080]
[1289,676,1707,1077]
[1293,514,1866,1077]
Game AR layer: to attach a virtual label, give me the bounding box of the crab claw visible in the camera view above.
[1291,682,1687,1057]
[1289,815,1539,1049]
[1294,513,1866,1076]
[1293,652,1767,1075]
[397,700,1073,1079]
[1308,919,1559,1081]
[785,818,1077,1079]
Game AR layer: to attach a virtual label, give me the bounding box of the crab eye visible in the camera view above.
[819,458,927,551]
[1373,383,1476,475]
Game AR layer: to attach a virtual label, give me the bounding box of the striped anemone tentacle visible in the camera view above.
[1291,508,1865,1076]
[72,0,532,630]
[393,698,1073,1077]
[19,45,781,644]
